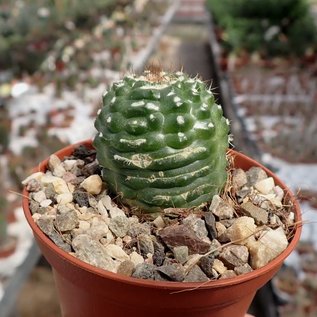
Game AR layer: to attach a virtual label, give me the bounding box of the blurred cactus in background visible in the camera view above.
[207,0,317,57]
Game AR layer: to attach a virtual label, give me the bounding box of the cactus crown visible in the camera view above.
[94,71,230,212]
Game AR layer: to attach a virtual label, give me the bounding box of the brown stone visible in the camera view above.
[158,224,211,254]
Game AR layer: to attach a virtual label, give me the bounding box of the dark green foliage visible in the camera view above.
[94,72,230,212]
[207,0,316,56]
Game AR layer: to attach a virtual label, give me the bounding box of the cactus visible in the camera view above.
[94,71,230,212]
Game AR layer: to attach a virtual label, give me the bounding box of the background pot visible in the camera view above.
[22,140,302,317]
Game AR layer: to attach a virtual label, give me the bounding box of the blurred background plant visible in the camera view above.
[0,0,116,74]
[207,0,317,57]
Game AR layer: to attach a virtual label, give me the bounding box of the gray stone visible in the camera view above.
[220,219,235,228]
[153,240,166,266]
[82,160,100,176]
[234,263,253,275]
[204,212,217,240]
[173,246,189,264]
[240,201,268,225]
[132,263,156,280]
[127,222,151,238]
[37,216,55,236]
[50,231,72,252]
[184,265,209,282]
[72,234,116,272]
[157,263,185,282]
[219,245,249,269]
[137,234,155,257]
[55,209,79,232]
[37,216,71,252]
[73,190,90,207]
[29,200,40,214]
[109,216,129,238]
[209,195,234,220]
[232,168,248,191]
[246,167,267,186]
[44,183,57,200]
[117,260,135,276]
[183,214,210,242]
[25,178,42,192]
[199,254,216,278]
[158,224,211,254]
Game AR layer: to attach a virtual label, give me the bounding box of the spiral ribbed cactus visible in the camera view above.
[94,71,230,212]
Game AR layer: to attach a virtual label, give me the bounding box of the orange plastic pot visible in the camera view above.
[22,140,302,317]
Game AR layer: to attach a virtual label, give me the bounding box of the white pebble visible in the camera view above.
[254,177,275,195]
[22,172,44,185]
[104,244,129,261]
[40,199,52,208]
[32,191,46,203]
[130,251,144,266]
[56,193,73,205]
[80,175,103,195]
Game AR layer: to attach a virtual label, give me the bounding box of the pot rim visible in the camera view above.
[22,139,302,291]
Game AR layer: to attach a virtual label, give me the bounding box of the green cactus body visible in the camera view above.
[94,72,230,212]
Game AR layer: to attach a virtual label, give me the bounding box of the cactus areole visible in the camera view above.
[93,71,230,212]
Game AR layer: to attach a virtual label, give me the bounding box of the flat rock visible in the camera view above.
[80,175,103,195]
[247,227,288,269]
[184,265,209,282]
[219,245,249,269]
[240,201,268,225]
[153,216,165,229]
[226,217,257,245]
[72,234,116,272]
[209,195,234,220]
[55,209,79,232]
[158,224,211,254]
[157,263,185,282]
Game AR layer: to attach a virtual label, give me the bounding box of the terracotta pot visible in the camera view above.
[22,140,302,317]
